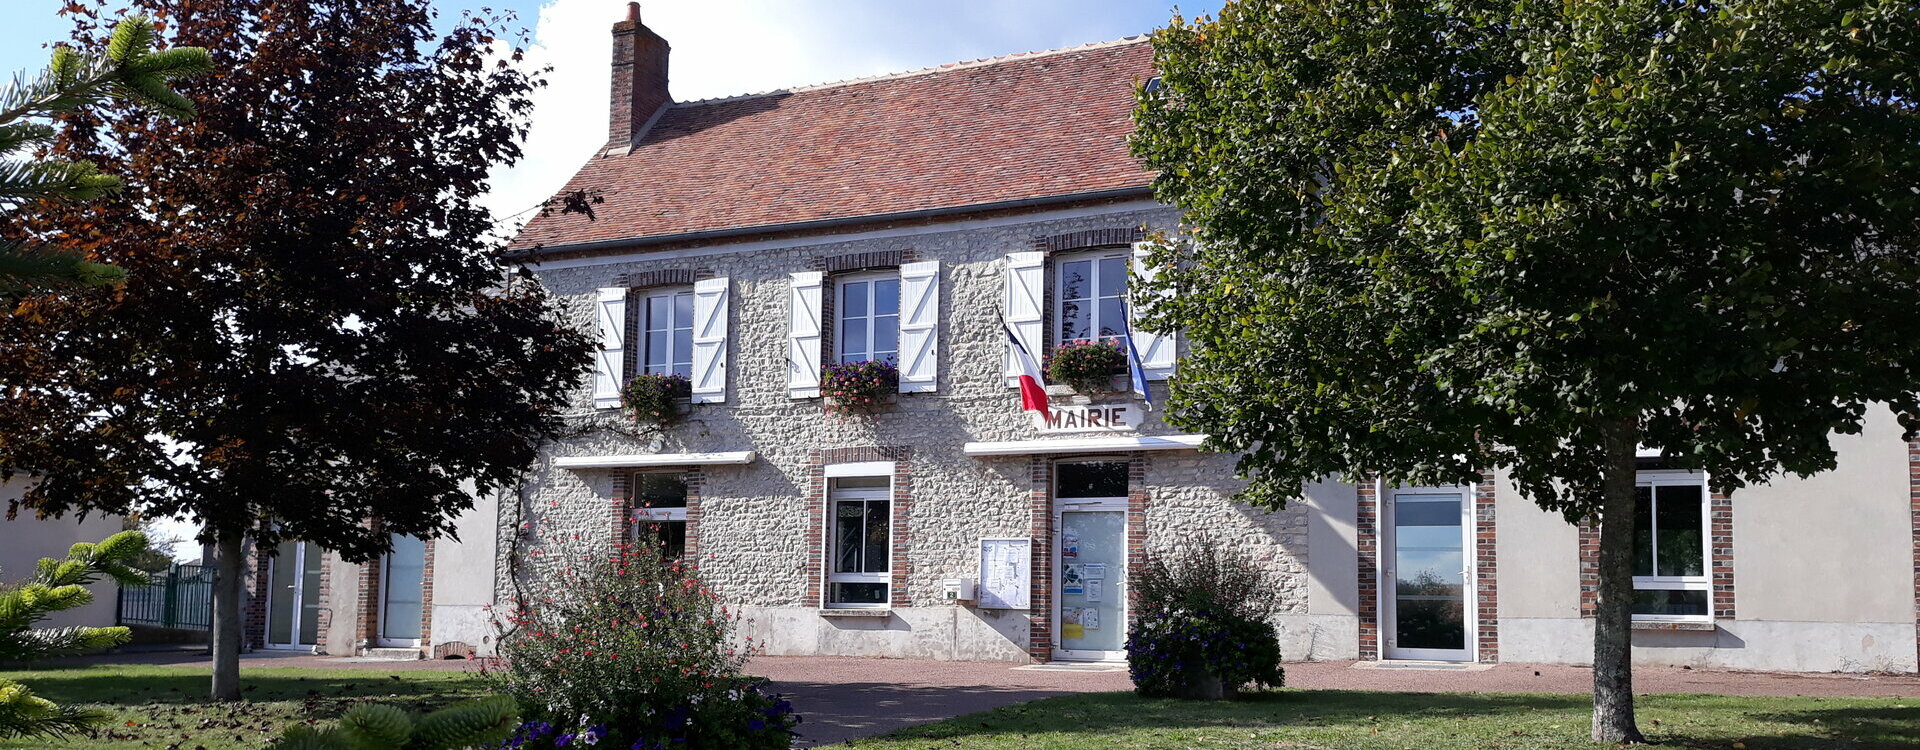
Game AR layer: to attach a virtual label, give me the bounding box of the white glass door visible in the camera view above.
[1381,487,1474,661]
[1053,459,1130,662]
[266,541,322,649]
[378,535,426,647]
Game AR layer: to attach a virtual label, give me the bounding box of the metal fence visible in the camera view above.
[117,562,214,631]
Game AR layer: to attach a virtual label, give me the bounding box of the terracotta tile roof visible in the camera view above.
[510,37,1156,252]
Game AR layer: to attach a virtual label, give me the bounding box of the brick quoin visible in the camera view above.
[1027,456,1054,661]
[418,538,435,654]
[243,539,270,649]
[1355,478,1380,661]
[1474,474,1500,662]
[1126,454,1148,617]
[1910,438,1919,671]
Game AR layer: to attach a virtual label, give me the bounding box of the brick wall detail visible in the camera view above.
[1355,479,1380,660]
[1027,456,1054,661]
[1473,475,1499,662]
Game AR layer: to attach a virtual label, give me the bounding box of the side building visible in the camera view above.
[497,5,1920,673]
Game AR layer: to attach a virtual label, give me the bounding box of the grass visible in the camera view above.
[853,689,1920,749]
[0,664,490,750]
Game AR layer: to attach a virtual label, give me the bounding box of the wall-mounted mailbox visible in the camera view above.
[943,577,975,603]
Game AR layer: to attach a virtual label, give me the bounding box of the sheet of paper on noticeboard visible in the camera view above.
[977,537,1031,610]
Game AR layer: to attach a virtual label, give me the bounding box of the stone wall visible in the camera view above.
[500,202,1306,661]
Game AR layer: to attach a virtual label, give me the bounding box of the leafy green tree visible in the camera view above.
[0,0,592,702]
[0,530,150,740]
[1132,0,1920,741]
[0,16,209,298]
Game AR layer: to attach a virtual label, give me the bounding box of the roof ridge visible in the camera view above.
[670,34,1150,107]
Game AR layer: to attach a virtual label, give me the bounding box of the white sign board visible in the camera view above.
[1033,403,1142,434]
[977,537,1031,610]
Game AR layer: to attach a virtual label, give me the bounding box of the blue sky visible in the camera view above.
[6,0,1219,556]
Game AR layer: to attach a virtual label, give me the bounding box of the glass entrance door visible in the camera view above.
[266,541,323,649]
[378,535,426,646]
[1053,459,1130,662]
[1382,487,1473,661]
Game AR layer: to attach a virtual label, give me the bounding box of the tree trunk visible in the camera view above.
[1591,418,1646,744]
[210,531,246,702]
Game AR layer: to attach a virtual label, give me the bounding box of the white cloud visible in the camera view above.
[480,0,1184,235]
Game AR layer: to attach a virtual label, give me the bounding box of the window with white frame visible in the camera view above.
[630,472,688,559]
[638,287,694,378]
[1632,471,1710,621]
[1055,249,1130,344]
[827,475,890,607]
[835,272,900,364]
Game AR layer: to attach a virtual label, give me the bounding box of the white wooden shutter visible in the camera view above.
[592,287,626,409]
[1003,252,1046,386]
[897,261,940,393]
[1130,242,1176,379]
[690,277,729,404]
[787,271,823,398]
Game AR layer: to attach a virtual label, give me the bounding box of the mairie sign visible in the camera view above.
[1033,403,1142,433]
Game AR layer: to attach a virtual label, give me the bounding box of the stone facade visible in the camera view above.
[500,200,1301,661]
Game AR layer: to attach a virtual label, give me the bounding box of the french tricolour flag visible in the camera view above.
[1004,322,1048,413]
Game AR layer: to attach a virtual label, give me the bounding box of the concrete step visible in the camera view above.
[360,647,423,661]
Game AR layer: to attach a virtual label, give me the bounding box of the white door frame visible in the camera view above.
[1377,483,1477,662]
[264,541,317,651]
[1052,496,1128,662]
[375,538,425,648]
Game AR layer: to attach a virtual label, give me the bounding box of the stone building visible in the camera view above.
[487,5,1920,672]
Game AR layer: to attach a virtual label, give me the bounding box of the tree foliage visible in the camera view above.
[1133,0,1920,741]
[0,530,150,739]
[0,0,591,699]
[0,15,210,298]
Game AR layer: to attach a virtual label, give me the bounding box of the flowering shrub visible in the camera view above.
[1046,339,1126,395]
[484,536,799,749]
[1125,542,1285,699]
[621,373,692,427]
[820,359,898,415]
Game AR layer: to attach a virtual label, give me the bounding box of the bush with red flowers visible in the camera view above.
[820,359,898,415]
[621,373,692,427]
[1047,339,1127,395]
[485,535,798,749]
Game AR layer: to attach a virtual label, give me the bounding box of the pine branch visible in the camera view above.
[0,159,120,207]
[0,678,109,740]
[0,239,125,297]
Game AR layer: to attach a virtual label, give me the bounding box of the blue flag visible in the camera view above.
[1121,317,1153,410]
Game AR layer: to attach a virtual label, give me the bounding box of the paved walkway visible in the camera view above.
[68,651,1920,746]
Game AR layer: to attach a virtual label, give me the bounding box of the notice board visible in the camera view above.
[977,537,1031,610]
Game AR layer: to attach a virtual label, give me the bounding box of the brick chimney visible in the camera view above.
[609,2,670,146]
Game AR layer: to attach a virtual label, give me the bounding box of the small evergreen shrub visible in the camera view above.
[485,536,798,749]
[820,359,898,415]
[1046,339,1126,395]
[1125,542,1285,699]
[271,695,519,750]
[621,373,691,427]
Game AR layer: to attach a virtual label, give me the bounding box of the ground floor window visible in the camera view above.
[1632,471,1709,621]
[632,472,689,559]
[828,475,890,607]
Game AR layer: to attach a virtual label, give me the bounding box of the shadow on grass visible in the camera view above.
[875,689,1920,749]
[0,665,486,707]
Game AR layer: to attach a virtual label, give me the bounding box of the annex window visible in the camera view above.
[827,475,891,607]
[1632,471,1709,621]
[630,472,689,559]
[638,287,695,378]
[1055,249,1129,344]
[835,272,900,364]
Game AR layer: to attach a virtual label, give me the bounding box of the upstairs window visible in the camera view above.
[1055,250,1129,344]
[835,272,900,364]
[1632,471,1709,621]
[639,287,694,378]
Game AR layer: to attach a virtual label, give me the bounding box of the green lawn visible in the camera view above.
[854,690,1920,749]
[0,665,490,750]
